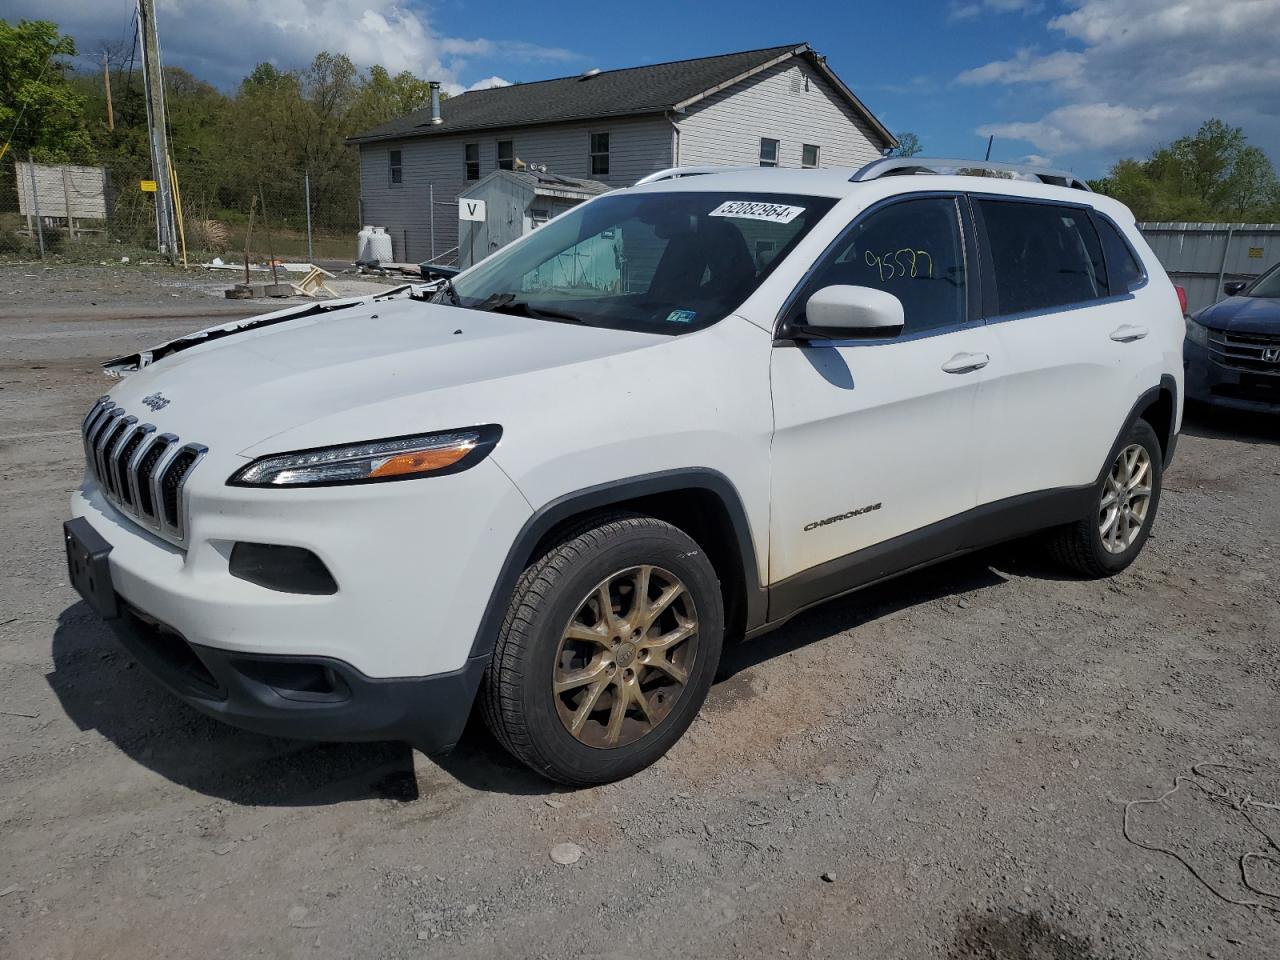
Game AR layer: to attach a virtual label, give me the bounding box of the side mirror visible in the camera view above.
[1223,280,1248,297]
[791,285,905,339]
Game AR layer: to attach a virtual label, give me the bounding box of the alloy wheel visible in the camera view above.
[553,565,699,749]
[1099,443,1153,554]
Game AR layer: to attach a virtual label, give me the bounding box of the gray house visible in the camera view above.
[348,43,895,264]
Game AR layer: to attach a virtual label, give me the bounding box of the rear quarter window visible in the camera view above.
[1094,216,1145,294]
[977,200,1106,316]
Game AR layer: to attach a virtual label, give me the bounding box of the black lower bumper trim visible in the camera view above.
[106,605,485,753]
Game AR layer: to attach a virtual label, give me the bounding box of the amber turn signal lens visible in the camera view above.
[367,443,474,478]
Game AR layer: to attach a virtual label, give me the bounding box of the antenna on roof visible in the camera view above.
[579,68,601,80]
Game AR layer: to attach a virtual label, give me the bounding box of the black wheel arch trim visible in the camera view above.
[468,468,768,662]
[1108,374,1179,476]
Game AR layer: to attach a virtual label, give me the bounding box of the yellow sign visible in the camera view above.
[140,180,157,193]
[1248,246,1265,259]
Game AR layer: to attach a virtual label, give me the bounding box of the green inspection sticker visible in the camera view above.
[665,309,697,324]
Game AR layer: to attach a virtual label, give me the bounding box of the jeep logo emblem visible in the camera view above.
[141,392,170,411]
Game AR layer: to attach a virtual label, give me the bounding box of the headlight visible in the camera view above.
[1184,315,1211,348]
[229,425,501,487]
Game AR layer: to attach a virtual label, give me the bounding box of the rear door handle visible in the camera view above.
[1110,324,1149,343]
[941,352,990,374]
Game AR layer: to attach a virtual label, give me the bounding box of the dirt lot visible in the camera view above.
[2,262,1279,959]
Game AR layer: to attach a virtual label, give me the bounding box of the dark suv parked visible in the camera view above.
[1185,262,1280,411]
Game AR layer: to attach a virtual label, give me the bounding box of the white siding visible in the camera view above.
[675,59,884,172]
[358,116,673,263]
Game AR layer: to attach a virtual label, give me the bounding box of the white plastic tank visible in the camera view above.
[365,226,393,264]
[356,224,376,262]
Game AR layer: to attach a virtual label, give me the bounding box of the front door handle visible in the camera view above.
[941,352,990,374]
[1110,324,1149,343]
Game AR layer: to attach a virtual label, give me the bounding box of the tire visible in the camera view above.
[479,513,724,786]
[1048,419,1163,578]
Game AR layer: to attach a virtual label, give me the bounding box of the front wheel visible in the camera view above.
[479,513,724,786]
[1048,419,1163,577]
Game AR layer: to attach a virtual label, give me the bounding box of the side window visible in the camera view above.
[977,200,1106,316]
[464,143,480,181]
[799,197,967,334]
[388,149,402,186]
[1094,216,1145,294]
[759,138,779,167]
[497,140,514,171]
[801,144,820,169]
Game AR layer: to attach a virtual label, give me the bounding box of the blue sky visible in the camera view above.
[15,0,1280,179]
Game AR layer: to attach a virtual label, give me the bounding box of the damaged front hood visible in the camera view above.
[99,287,670,455]
[103,285,419,377]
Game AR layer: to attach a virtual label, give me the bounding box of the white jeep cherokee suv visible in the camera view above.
[65,159,1183,785]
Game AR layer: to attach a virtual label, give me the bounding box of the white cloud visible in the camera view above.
[979,102,1169,154]
[465,76,513,92]
[957,49,1086,86]
[958,0,1280,164]
[950,0,1042,21]
[8,0,575,89]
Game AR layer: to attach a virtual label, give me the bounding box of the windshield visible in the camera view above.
[1246,263,1280,298]
[442,191,837,333]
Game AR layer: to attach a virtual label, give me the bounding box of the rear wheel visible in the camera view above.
[1048,419,1163,577]
[479,514,723,786]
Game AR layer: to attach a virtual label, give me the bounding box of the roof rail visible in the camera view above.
[850,156,1092,192]
[633,165,762,186]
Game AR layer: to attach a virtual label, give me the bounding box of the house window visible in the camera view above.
[497,140,514,170]
[464,143,480,181]
[589,132,610,176]
[389,149,403,185]
[802,144,820,169]
[759,138,779,167]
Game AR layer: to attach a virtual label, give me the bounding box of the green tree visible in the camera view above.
[889,132,922,158]
[351,66,433,129]
[0,19,92,162]
[1093,119,1280,221]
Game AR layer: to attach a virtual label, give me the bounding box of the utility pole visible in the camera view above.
[137,0,177,262]
[304,172,313,263]
[103,51,115,132]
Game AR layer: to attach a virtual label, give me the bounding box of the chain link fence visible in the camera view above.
[1,151,360,265]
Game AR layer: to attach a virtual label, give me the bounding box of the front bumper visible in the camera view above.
[107,598,485,750]
[1184,337,1280,412]
[65,452,532,746]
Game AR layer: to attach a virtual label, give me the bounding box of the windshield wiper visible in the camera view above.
[475,293,585,325]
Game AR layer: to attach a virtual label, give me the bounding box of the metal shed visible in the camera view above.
[456,169,611,269]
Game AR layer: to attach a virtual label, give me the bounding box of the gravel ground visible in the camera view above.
[2,263,1279,960]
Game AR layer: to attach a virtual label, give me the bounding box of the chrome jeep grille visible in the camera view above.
[81,397,207,542]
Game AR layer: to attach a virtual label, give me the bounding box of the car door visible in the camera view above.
[969,197,1145,505]
[768,194,991,605]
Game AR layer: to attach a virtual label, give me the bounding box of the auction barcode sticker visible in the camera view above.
[708,200,806,224]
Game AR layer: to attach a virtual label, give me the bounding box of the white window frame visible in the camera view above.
[497,140,514,171]
[802,144,820,169]
[388,149,403,186]
[759,138,780,168]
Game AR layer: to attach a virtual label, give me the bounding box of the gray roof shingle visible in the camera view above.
[348,43,891,146]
